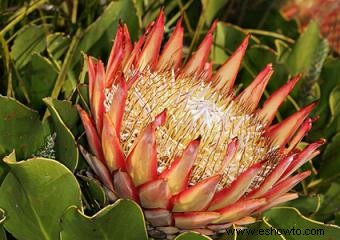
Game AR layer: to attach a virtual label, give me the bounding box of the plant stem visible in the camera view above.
[298,168,309,196]
[287,94,301,110]
[0,33,13,97]
[50,28,82,99]
[71,0,78,24]
[244,29,295,44]
[165,0,195,29]
[43,28,82,120]
[176,0,194,35]
[187,10,206,60]
[0,31,30,102]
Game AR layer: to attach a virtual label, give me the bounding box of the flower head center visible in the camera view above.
[106,67,280,188]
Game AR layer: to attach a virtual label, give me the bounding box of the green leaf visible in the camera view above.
[284,195,322,217]
[47,33,71,60]
[201,0,229,25]
[86,178,106,206]
[285,21,328,75]
[21,54,58,110]
[78,174,106,207]
[10,25,46,69]
[132,0,143,28]
[212,22,246,65]
[319,133,340,181]
[45,99,80,136]
[77,84,90,112]
[335,212,340,226]
[314,183,340,222]
[0,96,49,160]
[0,162,7,186]
[328,85,340,131]
[0,208,5,225]
[175,232,212,240]
[261,207,340,239]
[44,98,79,171]
[234,219,285,240]
[0,209,6,240]
[311,58,340,138]
[284,21,329,102]
[0,227,6,240]
[0,151,16,184]
[60,199,148,240]
[0,158,82,240]
[71,0,138,67]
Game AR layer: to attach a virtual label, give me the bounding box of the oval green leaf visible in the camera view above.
[21,54,58,110]
[234,218,286,240]
[314,183,340,222]
[261,207,340,239]
[60,199,148,240]
[284,21,329,100]
[0,96,49,160]
[0,158,82,240]
[47,99,80,136]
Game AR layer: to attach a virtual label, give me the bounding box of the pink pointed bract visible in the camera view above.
[77,10,325,238]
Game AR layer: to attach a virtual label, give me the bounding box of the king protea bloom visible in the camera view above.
[77,10,325,238]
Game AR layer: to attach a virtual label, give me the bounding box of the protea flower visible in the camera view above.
[77,10,325,238]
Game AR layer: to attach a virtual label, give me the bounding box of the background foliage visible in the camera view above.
[0,0,339,239]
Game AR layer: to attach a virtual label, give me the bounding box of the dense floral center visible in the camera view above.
[106,68,280,188]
